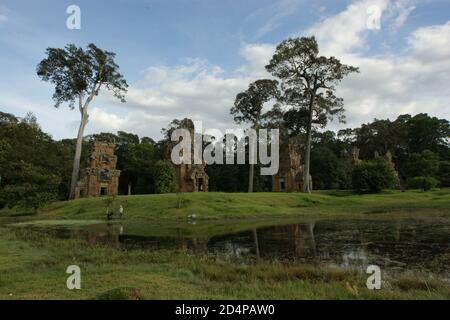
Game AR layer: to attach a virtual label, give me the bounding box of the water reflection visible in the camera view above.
[19,217,450,277]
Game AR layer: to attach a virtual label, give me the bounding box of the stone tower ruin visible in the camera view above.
[169,130,209,193]
[175,163,209,192]
[75,141,121,198]
[272,141,312,192]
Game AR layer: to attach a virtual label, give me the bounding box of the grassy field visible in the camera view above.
[1,189,449,222]
[0,189,449,300]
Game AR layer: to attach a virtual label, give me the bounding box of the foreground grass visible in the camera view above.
[2,189,449,222]
[0,226,448,300]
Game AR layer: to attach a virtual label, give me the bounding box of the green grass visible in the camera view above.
[0,226,448,300]
[2,189,449,222]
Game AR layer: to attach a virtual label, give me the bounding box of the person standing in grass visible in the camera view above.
[119,205,124,219]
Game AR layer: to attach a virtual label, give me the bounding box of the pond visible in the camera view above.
[9,216,450,280]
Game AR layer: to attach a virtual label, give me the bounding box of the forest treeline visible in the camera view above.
[0,110,448,210]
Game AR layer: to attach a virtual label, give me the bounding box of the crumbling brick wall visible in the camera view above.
[75,141,121,198]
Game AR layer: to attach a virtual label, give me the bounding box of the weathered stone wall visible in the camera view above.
[347,147,362,167]
[75,141,121,198]
[175,163,209,192]
[272,142,312,192]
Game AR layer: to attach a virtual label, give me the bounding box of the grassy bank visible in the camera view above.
[1,189,449,222]
[1,226,449,300]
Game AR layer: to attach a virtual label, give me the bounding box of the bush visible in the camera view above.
[153,160,176,194]
[404,150,439,178]
[438,160,450,187]
[310,147,351,189]
[0,162,59,212]
[406,176,439,191]
[352,159,395,193]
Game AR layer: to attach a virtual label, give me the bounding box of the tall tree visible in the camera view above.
[406,113,449,154]
[37,43,128,199]
[266,37,358,193]
[231,79,279,192]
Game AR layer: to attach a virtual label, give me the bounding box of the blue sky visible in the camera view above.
[1,0,449,140]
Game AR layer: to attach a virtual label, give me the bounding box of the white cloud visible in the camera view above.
[94,53,273,139]
[304,0,390,56]
[237,43,275,78]
[91,0,449,141]
[408,21,450,61]
[87,107,173,139]
[300,0,450,130]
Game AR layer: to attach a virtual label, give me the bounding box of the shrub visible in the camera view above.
[153,160,176,194]
[406,176,439,191]
[404,150,439,178]
[0,162,59,212]
[352,159,395,193]
[437,160,450,187]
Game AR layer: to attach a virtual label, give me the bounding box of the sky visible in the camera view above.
[0,0,449,140]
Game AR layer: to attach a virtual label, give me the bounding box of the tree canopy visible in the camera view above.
[265,36,359,192]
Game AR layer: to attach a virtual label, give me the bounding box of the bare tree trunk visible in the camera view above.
[248,163,254,193]
[127,182,132,195]
[303,126,312,193]
[69,108,88,200]
[303,95,315,194]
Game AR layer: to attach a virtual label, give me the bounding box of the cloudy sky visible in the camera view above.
[0,0,449,140]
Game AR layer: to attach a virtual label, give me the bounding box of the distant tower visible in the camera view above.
[170,132,208,193]
[175,163,209,192]
[75,141,121,198]
[348,147,362,167]
[272,141,312,192]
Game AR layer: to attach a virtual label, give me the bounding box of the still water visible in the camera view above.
[13,216,450,278]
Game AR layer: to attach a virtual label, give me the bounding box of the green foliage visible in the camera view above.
[352,159,396,193]
[0,113,69,209]
[121,143,157,194]
[88,131,159,195]
[0,162,59,211]
[153,160,176,194]
[406,176,439,191]
[265,37,359,192]
[311,146,350,189]
[37,43,128,109]
[0,106,448,198]
[405,150,440,178]
[406,113,449,154]
[344,113,449,182]
[0,111,19,124]
[37,43,129,199]
[265,37,359,132]
[231,79,279,126]
[438,160,450,188]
